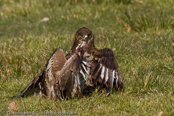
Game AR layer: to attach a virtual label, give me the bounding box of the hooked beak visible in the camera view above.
[82,35,88,44]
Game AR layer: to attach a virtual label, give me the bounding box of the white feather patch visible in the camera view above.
[111,70,115,88]
[105,68,109,82]
[80,69,86,81]
[74,75,77,88]
[82,64,88,74]
[76,41,86,50]
[50,86,56,97]
[82,60,87,65]
[80,42,86,47]
[101,66,105,79]
[76,44,80,50]
[47,57,53,81]
[39,91,42,95]
[50,86,54,92]
[115,71,118,84]
[99,64,102,70]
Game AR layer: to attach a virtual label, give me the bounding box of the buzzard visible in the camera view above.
[12,27,94,99]
[12,27,123,99]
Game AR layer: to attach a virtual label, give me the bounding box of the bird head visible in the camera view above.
[73,27,94,50]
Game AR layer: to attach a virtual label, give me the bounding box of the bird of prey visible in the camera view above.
[12,27,94,99]
[12,27,123,100]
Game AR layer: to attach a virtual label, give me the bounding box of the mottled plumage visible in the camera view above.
[12,27,123,100]
[86,48,123,93]
[12,27,93,99]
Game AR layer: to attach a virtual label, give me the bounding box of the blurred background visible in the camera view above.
[1,0,174,39]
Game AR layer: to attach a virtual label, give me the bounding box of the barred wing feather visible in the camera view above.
[92,48,123,92]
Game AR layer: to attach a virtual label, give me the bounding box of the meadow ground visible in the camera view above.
[0,0,174,115]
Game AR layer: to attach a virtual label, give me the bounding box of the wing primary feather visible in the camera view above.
[115,71,119,91]
[91,48,123,93]
[105,68,109,82]
[111,70,115,89]
[76,73,82,97]
[80,69,86,81]
[101,65,105,80]
[92,63,102,83]
[115,71,119,84]
[97,75,106,92]
[82,60,87,65]
[11,70,43,99]
[93,68,102,84]
[82,64,88,74]
[46,57,53,82]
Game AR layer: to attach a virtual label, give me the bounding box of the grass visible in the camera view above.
[0,0,174,115]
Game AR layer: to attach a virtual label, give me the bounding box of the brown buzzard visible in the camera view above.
[12,27,93,99]
[12,27,123,99]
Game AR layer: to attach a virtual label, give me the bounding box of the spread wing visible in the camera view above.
[11,70,44,98]
[91,48,123,93]
[12,48,67,99]
[56,52,84,98]
[39,48,67,99]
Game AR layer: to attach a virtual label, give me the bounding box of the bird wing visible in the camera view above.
[56,52,83,98]
[12,48,67,99]
[91,48,123,92]
[11,70,44,98]
[39,48,67,99]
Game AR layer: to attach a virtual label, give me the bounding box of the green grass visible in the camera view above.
[0,0,174,115]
